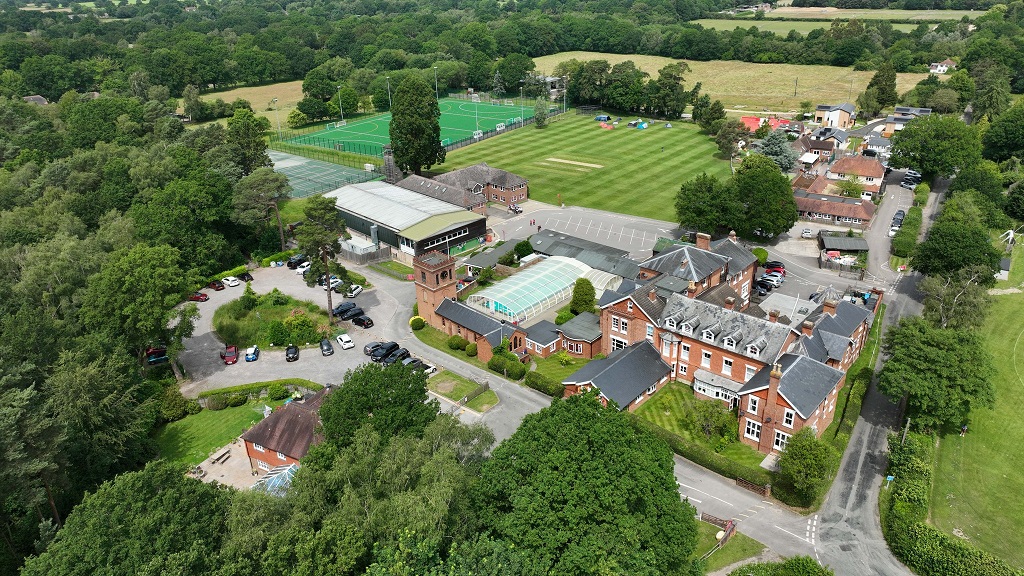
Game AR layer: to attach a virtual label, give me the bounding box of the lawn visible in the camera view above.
[278,196,310,224]
[412,325,490,372]
[995,242,1023,289]
[534,52,929,112]
[212,290,331,348]
[692,521,767,573]
[427,370,500,412]
[155,400,284,466]
[370,260,415,280]
[532,353,592,382]
[466,389,499,412]
[929,295,1024,567]
[181,80,304,126]
[691,18,916,34]
[767,6,975,20]
[441,113,729,220]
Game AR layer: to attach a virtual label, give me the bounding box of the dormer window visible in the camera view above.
[701,330,715,343]
[665,318,676,330]
[723,337,736,350]
[627,301,633,312]
[746,345,760,356]
[682,323,693,335]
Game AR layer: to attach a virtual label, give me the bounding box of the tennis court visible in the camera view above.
[269,151,380,198]
[285,97,539,157]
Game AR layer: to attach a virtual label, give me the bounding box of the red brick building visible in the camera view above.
[395,174,488,215]
[562,340,671,411]
[790,299,873,372]
[635,232,758,309]
[525,312,603,359]
[432,162,528,208]
[241,390,327,474]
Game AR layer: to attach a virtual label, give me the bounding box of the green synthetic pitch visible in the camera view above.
[439,114,731,220]
[285,98,540,156]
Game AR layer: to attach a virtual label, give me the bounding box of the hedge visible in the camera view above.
[487,355,526,380]
[259,249,299,267]
[882,433,1020,576]
[212,265,250,282]
[890,206,923,258]
[198,378,321,399]
[465,343,477,357]
[631,415,772,487]
[524,371,564,397]
[348,270,368,287]
[447,335,469,350]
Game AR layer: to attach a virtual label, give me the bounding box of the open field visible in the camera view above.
[768,6,975,20]
[929,295,1024,567]
[692,18,917,34]
[441,113,729,220]
[534,52,929,111]
[182,80,304,125]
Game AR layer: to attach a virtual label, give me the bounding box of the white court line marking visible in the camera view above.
[774,525,812,544]
[677,483,735,506]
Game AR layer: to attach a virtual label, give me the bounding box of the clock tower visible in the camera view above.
[413,251,458,328]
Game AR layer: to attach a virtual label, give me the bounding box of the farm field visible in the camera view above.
[182,80,304,125]
[440,113,730,220]
[929,295,1024,568]
[692,18,917,33]
[534,52,929,111]
[768,6,975,20]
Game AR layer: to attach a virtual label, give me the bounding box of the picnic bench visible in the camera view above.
[212,448,231,464]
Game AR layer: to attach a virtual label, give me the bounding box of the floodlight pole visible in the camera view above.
[271,97,281,139]
[520,84,524,127]
[386,76,392,110]
[336,85,344,122]
[433,66,439,101]
[563,75,567,114]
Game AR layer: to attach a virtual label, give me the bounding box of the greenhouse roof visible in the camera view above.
[468,256,592,323]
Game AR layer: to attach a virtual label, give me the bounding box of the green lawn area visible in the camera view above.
[155,400,285,466]
[412,325,489,372]
[692,521,767,573]
[466,389,499,412]
[441,114,730,220]
[532,353,591,382]
[370,260,415,280]
[213,291,332,348]
[636,382,765,465]
[929,295,1024,567]
[428,370,479,402]
[278,196,309,224]
[691,18,915,34]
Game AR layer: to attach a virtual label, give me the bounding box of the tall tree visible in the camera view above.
[569,278,596,315]
[226,108,271,177]
[913,217,1001,277]
[715,118,750,168]
[878,317,994,433]
[472,394,698,575]
[982,98,1024,162]
[919,266,993,330]
[296,194,347,323]
[890,114,981,178]
[856,87,882,118]
[760,129,799,172]
[532,98,547,128]
[675,173,741,234]
[302,67,335,101]
[389,74,445,176]
[734,154,798,238]
[775,429,838,507]
[232,167,292,251]
[972,60,1012,122]
[866,61,898,107]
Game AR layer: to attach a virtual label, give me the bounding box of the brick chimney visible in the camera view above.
[768,309,780,323]
[648,289,658,303]
[823,299,837,316]
[724,297,736,311]
[696,233,711,251]
[766,362,783,421]
[728,230,738,243]
[687,281,697,298]
[801,320,814,336]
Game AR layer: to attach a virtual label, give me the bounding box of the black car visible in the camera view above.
[286,254,307,269]
[370,342,400,362]
[894,210,906,220]
[753,280,774,292]
[238,272,254,282]
[402,357,426,372]
[332,302,357,316]
[285,344,299,361]
[364,341,385,355]
[320,338,334,356]
[353,315,374,328]
[382,347,410,366]
[764,261,785,270]
[339,307,364,321]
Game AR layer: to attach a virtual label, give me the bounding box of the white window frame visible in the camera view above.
[646,324,654,341]
[774,430,791,451]
[611,336,628,351]
[620,319,629,333]
[277,451,287,461]
[783,408,795,428]
[646,383,657,395]
[744,365,757,382]
[253,443,265,452]
[746,345,759,357]
[744,419,761,441]
[747,396,759,415]
[723,337,735,350]
[701,330,715,343]
[679,364,687,376]
[627,301,633,312]
[612,317,620,331]
[722,358,733,375]
[681,344,690,358]
[701,350,712,368]
[661,340,671,356]
[257,460,271,471]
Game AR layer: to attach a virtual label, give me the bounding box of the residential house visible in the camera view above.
[789,299,872,372]
[864,134,891,156]
[929,59,957,74]
[883,107,931,135]
[635,232,758,308]
[813,103,856,130]
[737,354,846,454]
[740,116,764,133]
[797,135,835,160]
[826,155,886,196]
[241,390,327,474]
[562,340,671,411]
[525,312,603,359]
[395,174,487,215]
[432,162,528,208]
[793,190,876,229]
[809,126,848,148]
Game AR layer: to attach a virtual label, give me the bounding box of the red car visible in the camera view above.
[764,266,786,276]
[189,292,209,302]
[220,345,239,364]
[208,279,225,291]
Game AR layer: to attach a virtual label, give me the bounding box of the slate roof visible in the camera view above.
[557,311,602,342]
[696,282,742,308]
[395,174,486,209]
[434,298,520,346]
[639,244,730,281]
[894,106,931,117]
[241,390,327,459]
[865,134,891,149]
[525,319,560,346]
[794,191,876,221]
[790,332,830,364]
[798,136,834,152]
[820,235,870,251]
[816,103,855,114]
[711,237,758,270]
[809,300,871,339]
[563,341,670,410]
[627,282,667,322]
[659,294,797,363]
[464,240,520,270]
[811,126,848,144]
[433,162,527,191]
[529,231,638,278]
[738,354,844,419]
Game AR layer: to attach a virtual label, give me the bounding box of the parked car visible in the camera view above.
[762,271,785,282]
[371,342,400,362]
[753,280,774,292]
[325,277,343,291]
[223,276,240,287]
[353,315,374,328]
[894,210,906,220]
[188,292,209,302]
[238,272,254,282]
[382,347,410,366]
[208,279,225,291]
[146,346,169,365]
[346,284,363,298]
[245,346,260,362]
[764,266,786,276]
[888,226,901,238]
[764,261,785,270]
[320,338,334,356]
[753,285,768,297]
[336,333,355,349]
[295,262,311,275]
[333,302,357,316]
[364,341,384,355]
[286,254,307,269]
[899,180,916,189]
[801,228,814,239]
[759,274,783,288]
[317,274,338,287]
[339,307,364,321]
[285,344,299,362]
[906,169,922,178]
[220,345,239,364]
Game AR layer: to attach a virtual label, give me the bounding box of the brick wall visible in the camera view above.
[245,440,301,474]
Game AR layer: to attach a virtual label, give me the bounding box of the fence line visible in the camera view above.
[736,477,771,497]
[441,107,569,153]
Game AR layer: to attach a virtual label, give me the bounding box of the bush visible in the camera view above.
[890,206,923,258]
[447,335,469,350]
[752,247,769,265]
[347,270,368,286]
[184,400,202,415]
[161,386,189,422]
[525,371,564,397]
[410,316,425,330]
[284,312,318,344]
[412,302,418,316]
[487,355,508,373]
[263,320,291,346]
[259,288,290,307]
[506,360,527,380]
[197,378,322,399]
[466,343,478,357]
[259,249,298,267]
[555,310,574,325]
[212,265,249,282]
[267,382,289,400]
[206,395,227,411]
[226,393,247,407]
[913,183,930,206]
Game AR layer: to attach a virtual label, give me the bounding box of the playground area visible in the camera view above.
[283,97,549,157]
[268,151,379,197]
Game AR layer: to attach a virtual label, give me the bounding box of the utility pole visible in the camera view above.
[901,417,910,445]
[794,77,798,97]
[386,76,392,110]
[336,85,344,122]
[433,66,439,101]
[271,97,281,139]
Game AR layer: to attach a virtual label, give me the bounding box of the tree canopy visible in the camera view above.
[389,74,445,176]
[675,172,741,235]
[890,114,981,178]
[734,154,799,238]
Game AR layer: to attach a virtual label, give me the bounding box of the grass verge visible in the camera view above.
[465,390,499,412]
[690,18,916,34]
[412,325,489,372]
[532,353,591,382]
[370,260,415,280]
[155,400,285,466]
[212,291,330,348]
[692,521,767,573]
[428,371,478,402]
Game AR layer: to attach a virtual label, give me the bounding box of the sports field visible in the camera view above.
[440,113,730,220]
[691,18,917,34]
[930,291,1024,567]
[768,6,975,20]
[284,97,540,156]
